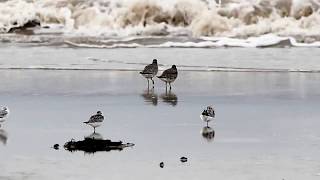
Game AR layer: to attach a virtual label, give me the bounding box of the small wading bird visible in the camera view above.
[0,107,9,121]
[200,106,215,127]
[157,65,178,90]
[84,111,104,133]
[140,59,158,88]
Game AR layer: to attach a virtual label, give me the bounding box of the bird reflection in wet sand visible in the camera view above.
[161,89,178,106]
[201,126,215,141]
[0,128,8,145]
[85,132,104,140]
[141,87,158,106]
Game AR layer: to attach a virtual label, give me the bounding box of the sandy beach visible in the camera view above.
[0,69,320,180]
[1,0,320,179]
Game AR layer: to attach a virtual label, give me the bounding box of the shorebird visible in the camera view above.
[84,111,104,133]
[140,59,158,88]
[200,106,215,127]
[157,65,178,90]
[0,107,9,120]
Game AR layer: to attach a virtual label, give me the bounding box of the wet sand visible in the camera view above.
[0,70,320,180]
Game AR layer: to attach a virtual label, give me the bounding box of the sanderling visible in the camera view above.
[0,106,9,121]
[140,59,158,88]
[157,65,178,90]
[84,111,104,133]
[200,106,215,127]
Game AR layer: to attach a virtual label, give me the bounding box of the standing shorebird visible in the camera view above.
[0,107,9,121]
[140,59,158,88]
[84,111,104,133]
[157,65,178,90]
[200,106,215,127]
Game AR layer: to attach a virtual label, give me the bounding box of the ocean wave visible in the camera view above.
[63,34,320,48]
[0,0,320,45]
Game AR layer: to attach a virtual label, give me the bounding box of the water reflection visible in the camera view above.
[201,126,215,142]
[0,128,8,145]
[85,132,103,140]
[141,87,158,106]
[161,90,178,106]
[64,132,134,154]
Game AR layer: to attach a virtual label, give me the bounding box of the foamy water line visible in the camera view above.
[1,0,320,45]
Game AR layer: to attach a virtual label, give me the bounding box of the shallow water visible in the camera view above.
[1,45,320,72]
[0,70,320,179]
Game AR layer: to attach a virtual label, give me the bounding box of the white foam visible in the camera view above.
[65,40,142,48]
[0,0,319,43]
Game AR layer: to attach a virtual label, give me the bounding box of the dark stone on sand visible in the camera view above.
[53,144,59,150]
[64,137,134,154]
[159,162,164,168]
[180,156,188,163]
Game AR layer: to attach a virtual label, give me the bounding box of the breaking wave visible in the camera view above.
[1,0,320,47]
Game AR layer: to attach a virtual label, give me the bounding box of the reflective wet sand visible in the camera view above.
[0,70,320,179]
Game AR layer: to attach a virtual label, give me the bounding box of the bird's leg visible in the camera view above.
[165,82,168,92]
[207,121,208,127]
[151,78,155,88]
[94,127,96,133]
[169,83,172,90]
[147,79,150,88]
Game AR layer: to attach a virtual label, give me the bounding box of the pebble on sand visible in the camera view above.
[180,156,188,163]
[53,144,59,150]
[159,162,164,168]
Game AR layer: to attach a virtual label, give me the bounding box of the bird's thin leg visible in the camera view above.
[94,127,96,133]
[207,121,208,127]
[165,82,168,92]
[151,78,155,88]
[169,83,172,90]
[147,79,150,88]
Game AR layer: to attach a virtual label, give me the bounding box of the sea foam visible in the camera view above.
[0,0,320,47]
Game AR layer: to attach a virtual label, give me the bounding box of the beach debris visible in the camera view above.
[159,162,164,168]
[157,65,178,91]
[200,106,215,127]
[201,126,215,141]
[8,20,40,34]
[64,136,134,154]
[140,59,158,88]
[53,144,59,150]
[180,156,188,163]
[83,111,104,133]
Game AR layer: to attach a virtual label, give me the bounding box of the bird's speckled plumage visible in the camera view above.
[157,65,178,83]
[140,59,158,78]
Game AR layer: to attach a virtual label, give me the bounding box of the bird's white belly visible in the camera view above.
[142,74,154,79]
[200,115,214,122]
[160,77,176,83]
[87,122,102,128]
